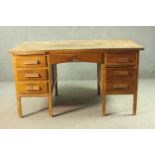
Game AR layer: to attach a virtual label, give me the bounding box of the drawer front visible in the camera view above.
[16,56,47,68]
[105,51,137,66]
[106,68,136,81]
[17,82,48,94]
[17,69,48,81]
[77,52,102,63]
[106,81,135,94]
[50,52,102,64]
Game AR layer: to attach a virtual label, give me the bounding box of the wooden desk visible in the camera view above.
[10,40,144,118]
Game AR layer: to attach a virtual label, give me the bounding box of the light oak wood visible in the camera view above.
[97,64,101,95]
[12,55,50,117]
[15,55,47,68]
[101,64,106,115]
[133,51,140,115]
[23,60,39,65]
[105,50,137,67]
[50,52,102,64]
[10,40,143,117]
[47,55,53,117]
[13,56,23,118]
[101,49,140,115]
[17,81,48,94]
[133,92,138,115]
[54,64,58,96]
[24,73,40,78]
[10,40,144,54]
[17,69,48,81]
[106,68,136,81]
[26,85,41,91]
[17,95,22,118]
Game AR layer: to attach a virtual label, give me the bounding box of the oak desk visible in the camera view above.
[10,40,144,118]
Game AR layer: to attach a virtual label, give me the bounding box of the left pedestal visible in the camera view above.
[12,54,53,118]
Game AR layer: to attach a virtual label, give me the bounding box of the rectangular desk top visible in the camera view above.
[10,40,144,55]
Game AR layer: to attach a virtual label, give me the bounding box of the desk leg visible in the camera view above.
[133,92,137,115]
[48,94,52,116]
[97,64,101,96]
[17,95,22,118]
[101,64,106,116]
[133,51,139,115]
[133,70,138,115]
[54,64,58,96]
[47,56,53,117]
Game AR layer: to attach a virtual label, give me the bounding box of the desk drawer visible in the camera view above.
[50,52,102,64]
[15,56,47,68]
[17,69,48,81]
[106,68,136,81]
[106,81,135,94]
[17,82,48,94]
[105,51,137,66]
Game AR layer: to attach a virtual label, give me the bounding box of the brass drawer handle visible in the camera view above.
[113,83,128,89]
[26,86,41,91]
[113,71,129,76]
[24,73,40,78]
[114,58,130,63]
[23,60,39,65]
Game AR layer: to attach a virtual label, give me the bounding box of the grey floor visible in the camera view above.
[0,79,155,129]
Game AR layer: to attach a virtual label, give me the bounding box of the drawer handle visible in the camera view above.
[26,86,41,91]
[113,71,129,76]
[24,73,40,78]
[73,58,79,62]
[113,83,128,89]
[114,58,130,63]
[23,60,39,65]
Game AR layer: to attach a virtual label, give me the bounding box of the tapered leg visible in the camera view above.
[101,64,106,116]
[97,64,101,96]
[17,95,22,118]
[54,64,58,96]
[48,94,53,116]
[133,92,137,115]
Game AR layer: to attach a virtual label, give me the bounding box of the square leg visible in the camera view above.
[54,64,58,96]
[16,95,22,118]
[48,94,53,116]
[100,64,107,115]
[97,64,101,96]
[133,92,137,115]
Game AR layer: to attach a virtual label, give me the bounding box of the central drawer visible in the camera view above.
[17,69,48,81]
[17,82,48,94]
[50,51,102,64]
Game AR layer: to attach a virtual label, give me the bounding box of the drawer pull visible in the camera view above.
[73,58,79,62]
[114,58,130,63]
[24,73,40,78]
[113,83,128,89]
[26,86,41,91]
[113,71,129,76]
[23,60,39,65]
